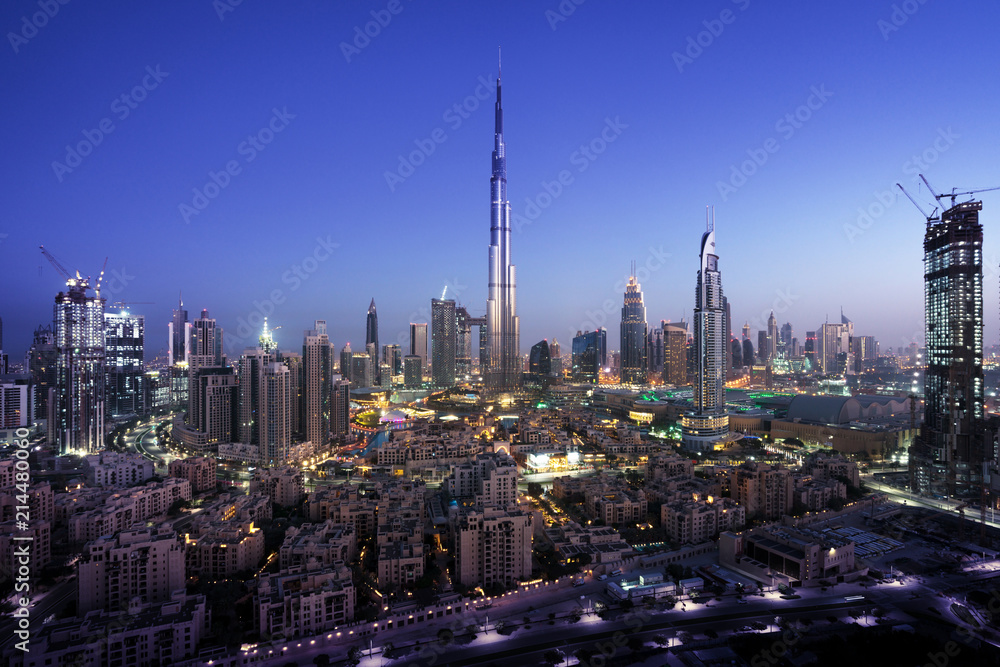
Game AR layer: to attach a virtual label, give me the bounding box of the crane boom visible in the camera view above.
[39,245,72,282]
[896,183,936,222]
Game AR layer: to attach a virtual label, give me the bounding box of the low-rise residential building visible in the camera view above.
[661,497,745,544]
[454,505,532,588]
[250,466,305,508]
[78,526,185,614]
[69,478,192,543]
[280,521,357,569]
[83,451,155,489]
[168,456,217,493]
[184,520,264,579]
[16,591,209,667]
[306,484,376,536]
[446,453,519,510]
[256,563,355,640]
[589,489,648,526]
[0,519,51,578]
[729,462,793,520]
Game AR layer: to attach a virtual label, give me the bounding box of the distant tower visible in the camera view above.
[529,340,551,376]
[239,324,290,467]
[410,323,428,376]
[168,293,189,366]
[766,311,778,362]
[742,322,750,342]
[366,299,380,385]
[432,298,457,388]
[53,272,106,454]
[339,343,353,382]
[742,338,754,369]
[27,325,58,421]
[619,267,648,385]
[730,338,743,369]
[780,322,793,358]
[485,55,520,396]
[682,210,730,451]
[663,322,687,386]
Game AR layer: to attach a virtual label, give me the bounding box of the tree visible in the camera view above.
[627,636,644,653]
[542,649,564,665]
[527,481,544,498]
[437,628,454,646]
[312,655,331,667]
[653,634,668,647]
[347,646,362,666]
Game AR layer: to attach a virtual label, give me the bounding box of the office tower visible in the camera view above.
[549,338,560,360]
[339,343,352,381]
[819,321,850,375]
[742,322,750,341]
[757,331,768,364]
[852,335,877,372]
[780,322,793,358]
[186,309,224,430]
[911,199,987,497]
[455,306,473,379]
[766,311,778,361]
[281,351,302,436]
[104,309,145,417]
[54,275,105,454]
[647,327,665,376]
[332,378,351,436]
[168,293,189,366]
[682,213,730,451]
[303,321,332,447]
[485,61,520,396]
[238,325,290,467]
[383,344,402,377]
[663,322,687,386]
[431,298,457,387]
[741,338,754,370]
[571,329,605,383]
[804,331,817,369]
[366,299,380,385]
[409,323,428,376]
[27,325,58,422]
[351,352,373,388]
[619,271,648,385]
[403,355,422,389]
[529,340,551,376]
[730,338,743,369]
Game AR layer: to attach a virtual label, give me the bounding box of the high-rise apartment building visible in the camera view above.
[620,272,648,385]
[303,321,331,447]
[27,325,58,423]
[54,275,105,454]
[366,299,380,386]
[409,323,428,375]
[403,355,422,389]
[663,322,687,386]
[104,310,144,418]
[431,298,457,387]
[238,326,290,467]
[332,378,351,436]
[168,294,189,367]
[455,306,473,379]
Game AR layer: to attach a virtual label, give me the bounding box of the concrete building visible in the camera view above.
[184,520,264,579]
[83,451,154,489]
[720,525,860,587]
[454,505,532,588]
[303,321,332,448]
[661,497,744,544]
[168,456,217,493]
[306,484,376,537]
[729,462,793,520]
[69,478,192,544]
[431,298,457,387]
[280,521,357,570]
[445,452,519,510]
[0,519,50,579]
[78,526,185,614]
[250,465,304,508]
[256,563,355,640]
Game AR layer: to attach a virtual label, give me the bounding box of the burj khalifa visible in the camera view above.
[485,57,520,396]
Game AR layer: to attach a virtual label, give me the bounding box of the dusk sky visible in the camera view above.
[3,0,999,362]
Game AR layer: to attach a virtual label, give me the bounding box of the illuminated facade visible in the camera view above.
[54,277,105,454]
[663,322,687,386]
[366,299,380,385]
[682,215,730,450]
[104,310,144,418]
[485,62,521,396]
[303,320,332,447]
[431,297,457,387]
[911,200,986,497]
[572,329,606,383]
[620,272,648,385]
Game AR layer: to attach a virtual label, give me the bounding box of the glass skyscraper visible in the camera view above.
[619,272,648,385]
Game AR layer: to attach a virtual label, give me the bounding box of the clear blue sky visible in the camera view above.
[3,0,999,362]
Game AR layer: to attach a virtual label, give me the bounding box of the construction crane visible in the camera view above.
[39,245,73,283]
[94,257,108,297]
[919,174,999,211]
[896,182,938,222]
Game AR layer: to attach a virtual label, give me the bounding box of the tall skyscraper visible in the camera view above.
[455,306,473,379]
[571,329,605,383]
[366,299,380,385]
[238,323,290,467]
[723,297,732,379]
[647,327,665,375]
[431,298,457,388]
[911,199,987,497]
[168,293,189,366]
[730,337,743,369]
[54,275,106,454]
[742,322,750,341]
[529,340,551,376]
[383,344,402,377]
[339,343,352,381]
[619,271,648,385]
[104,309,144,418]
[742,337,754,370]
[485,60,520,396]
[804,331,817,370]
[663,322,687,386]
[766,311,778,362]
[351,352,373,388]
[303,321,332,448]
[819,320,851,375]
[186,310,224,434]
[27,325,58,423]
[403,355,422,388]
[409,323,428,376]
[682,213,730,451]
[757,331,767,365]
[779,322,793,358]
[332,378,351,436]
